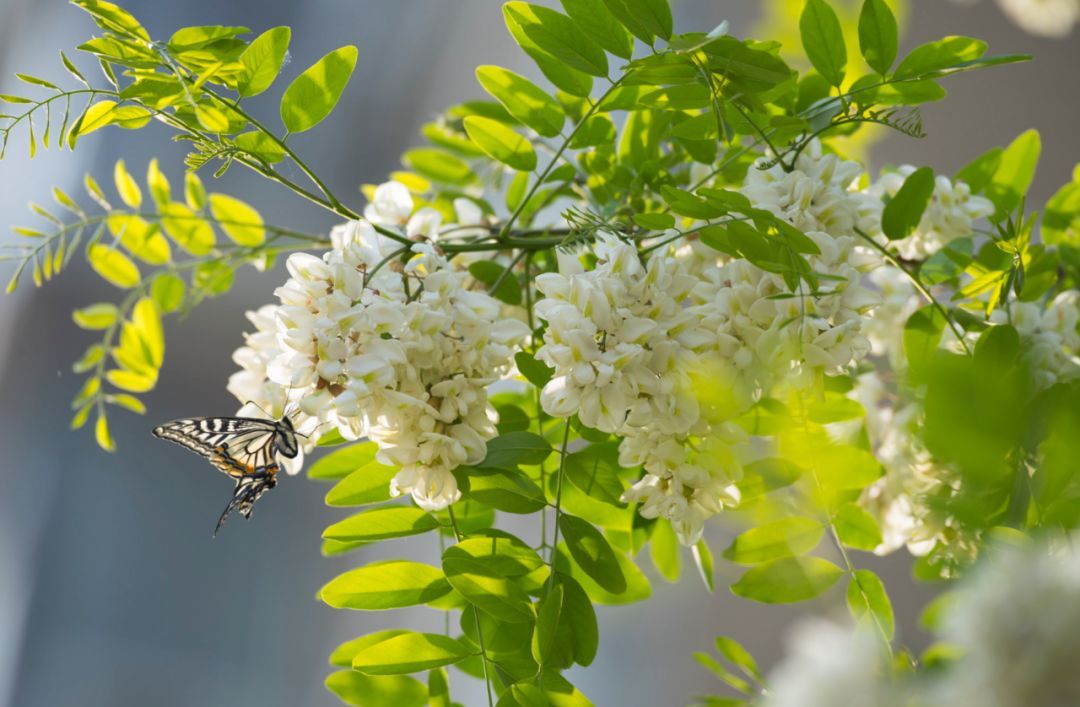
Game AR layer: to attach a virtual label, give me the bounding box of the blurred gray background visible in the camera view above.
[0,1,1076,705]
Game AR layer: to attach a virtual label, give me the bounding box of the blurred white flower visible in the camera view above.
[936,539,1080,706]
[990,290,1080,388]
[997,0,1080,37]
[764,619,896,707]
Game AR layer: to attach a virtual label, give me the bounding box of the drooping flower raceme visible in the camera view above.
[989,291,1080,388]
[228,218,528,510]
[534,234,742,544]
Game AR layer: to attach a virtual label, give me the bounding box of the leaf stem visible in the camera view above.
[447,504,495,707]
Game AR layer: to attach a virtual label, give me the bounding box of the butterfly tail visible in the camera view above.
[213,471,277,537]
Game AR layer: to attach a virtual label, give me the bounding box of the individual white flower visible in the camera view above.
[764,619,896,707]
[866,166,993,260]
[364,180,414,225]
[936,539,1080,707]
[996,0,1080,37]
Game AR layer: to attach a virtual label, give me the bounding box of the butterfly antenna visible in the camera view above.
[243,399,274,420]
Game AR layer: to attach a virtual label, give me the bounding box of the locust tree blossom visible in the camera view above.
[228,217,527,510]
[996,0,1080,37]
[989,291,1080,388]
[867,166,993,260]
[935,539,1080,706]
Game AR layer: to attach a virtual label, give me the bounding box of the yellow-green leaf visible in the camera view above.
[87,244,140,288]
[113,159,142,208]
[209,193,265,246]
[238,27,291,97]
[161,202,215,255]
[73,303,119,330]
[95,413,116,452]
[146,158,171,205]
[106,369,157,393]
[132,297,164,368]
[78,101,118,136]
[280,46,358,133]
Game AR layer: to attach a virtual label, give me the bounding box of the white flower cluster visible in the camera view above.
[228,212,527,510]
[536,145,887,544]
[534,234,742,545]
[867,165,994,260]
[935,539,1080,706]
[990,291,1080,388]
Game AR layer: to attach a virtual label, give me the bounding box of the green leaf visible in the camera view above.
[894,36,987,80]
[560,514,626,593]
[532,583,564,666]
[714,636,763,683]
[323,506,440,542]
[564,442,625,507]
[986,129,1041,220]
[858,0,898,76]
[428,668,450,707]
[903,306,946,375]
[503,5,593,98]
[556,574,598,666]
[800,0,847,87]
[233,131,287,164]
[601,0,672,43]
[325,671,427,707]
[76,100,118,136]
[569,114,616,148]
[460,467,546,514]
[881,166,935,240]
[309,442,379,481]
[209,193,265,246]
[330,630,413,667]
[280,45,358,133]
[403,148,474,185]
[731,557,843,604]
[846,569,895,640]
[192,261,233,296]
[73,303,119,330]
[238,27,291,97]
[320,560,451,610]
[476,66,565,138]
[833,503,883,552]
[649,518,681,582]
[108,393,145,415]
[468,260,522,305]
[353,633,474,676]
[72,0,150,40]
[87,244,140,288]
[150,272,185,314]
[633,212,676,231]
[692,539,715,593]
[442,555,534,623]
[558,544,650,605]
[444,534,546,577]
[723,517,824,565]
[560,0,634,58]
[463,116,537,172]
[504,3,609,77]
[326,461,398,506]
[113,159,141,208]
[482,431,553,468]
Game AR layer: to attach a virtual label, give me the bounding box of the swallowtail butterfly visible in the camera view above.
[153,415,299,534]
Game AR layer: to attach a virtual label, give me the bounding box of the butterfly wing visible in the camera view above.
[215,467,278,536]
[153,417,280,478]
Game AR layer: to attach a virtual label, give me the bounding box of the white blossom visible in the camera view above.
[989,290,1080,388]
[996,0,1080,37]
[867,166,993,260]
[228,215,527,510]
[764,619,896,707]
[936,539,1080,706]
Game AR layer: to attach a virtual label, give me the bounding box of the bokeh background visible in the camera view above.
[0,1,1076,705]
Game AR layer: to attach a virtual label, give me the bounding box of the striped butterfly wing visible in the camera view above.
[153,417,279,478]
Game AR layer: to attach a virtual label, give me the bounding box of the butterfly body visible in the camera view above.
[153,415,299,533]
